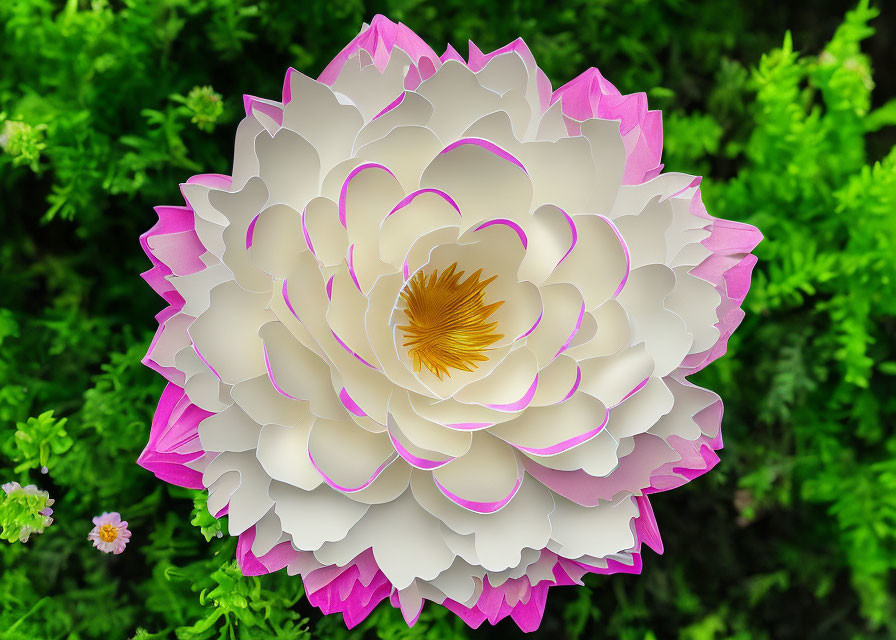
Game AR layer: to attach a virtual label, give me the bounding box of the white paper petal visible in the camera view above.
[408,392,517,430]
[364,272,431,396]
[379,189,462,268]
[535,99,567,142]
[307,417,397,492]
[605,377,675,439]
[578,343,655,408]
[315,490,456,590]
[432,432,522,512]
[148,312,193,376]
[204,451,273,535]
[453,347,538,411]
[417,60,502,143]
[616,265,691,377]
[566,300,630,360]
[282,69,364,172]
[248,204,306,277]
[230,116,264,189]
[517,204,576,284]
[475,51,529,98]
[411,471,553,572]
[519,137,599,214]
[388,390,472,461]
[210,177,273,293]
[342,457,412,505]
[608,172,697,220]
[206,470,240,517]
[332,48,415,122]
[526,283,584,367]
[258,321,345,421]
[255,128,320,210]
[183,370,231,413]
[524,428,620,475]
[170,264,232,318]
[649,378,721,441]
[256,417,322,491]
[354,91,434,150]
[250,508,288,557]
[666,266,722,353]
[325,269,381,368]
[355,125,442,195]
[530,355,581,407]
[270,482,369,551]
[613,197,673,270]
[489,391,608,456]
[462,110,520,150]
[549,495,638,559]
[580,119,626,213]
[545,214,628,309]
[230,374,309,427]
[189,281,273,385]
[198,403,262,452]
[302,197,347,267]
[420,139,533,229]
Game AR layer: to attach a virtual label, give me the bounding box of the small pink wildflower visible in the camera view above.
[88,512,131,554]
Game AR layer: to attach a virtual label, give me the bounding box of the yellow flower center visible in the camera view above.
[398,262,504,379]
[98,524,118,543]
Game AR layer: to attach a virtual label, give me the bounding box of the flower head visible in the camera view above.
[88,512,131,554]
[1,481,54,543]
[138,15,761,631]
[0,118,47,171]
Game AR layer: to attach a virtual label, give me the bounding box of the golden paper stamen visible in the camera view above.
[398,262,504,379]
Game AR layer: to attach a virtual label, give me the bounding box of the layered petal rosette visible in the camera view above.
[138,16,761,632]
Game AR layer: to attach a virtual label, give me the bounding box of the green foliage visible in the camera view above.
[1,0,894,639]
[190,491,226,542]
[696,1,896,628]
[3,411,71,473]
[174,561,310,640]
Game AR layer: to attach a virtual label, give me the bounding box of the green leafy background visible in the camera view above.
[1,1,894,638]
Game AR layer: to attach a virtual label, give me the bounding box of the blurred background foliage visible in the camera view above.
[1,0,894,638]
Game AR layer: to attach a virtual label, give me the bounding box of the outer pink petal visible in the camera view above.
[551,68,663,184]
[139,205,194,307]
[303,549,392,629]
[137,383,212,489]
[679,189,763,376]
[242,95,284,124]
[141,174,228,488]
[467,38,552,112]
[141,174,233,382]
[441,551,643,631]
[440,43,465,63]
[236,526,303,576]
[283,533,653,632]
[317,15,441,87]
[143,305,188,385]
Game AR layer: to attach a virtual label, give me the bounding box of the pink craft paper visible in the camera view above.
[137,383,211,490]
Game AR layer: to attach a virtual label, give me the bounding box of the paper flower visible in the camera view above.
[138,15,761,631]
[1,482,54,542]
[88,512,131,554]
